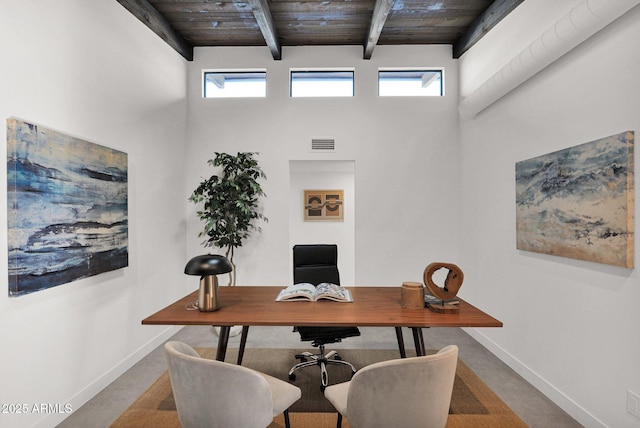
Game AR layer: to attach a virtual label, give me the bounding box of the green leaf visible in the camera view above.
[189,152,268,267]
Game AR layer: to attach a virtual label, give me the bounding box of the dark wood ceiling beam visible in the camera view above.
[453,0,524,58]
[364,0,395,60]
[117,0,193,61]
[248,0,282,60]
[151,2,251,14]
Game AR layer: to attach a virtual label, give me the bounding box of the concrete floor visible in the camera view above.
[58,326,582,428]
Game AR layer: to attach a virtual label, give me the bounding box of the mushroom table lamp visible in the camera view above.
[184,254,233,312]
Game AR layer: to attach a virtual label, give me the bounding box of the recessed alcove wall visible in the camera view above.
[289,160,355,285]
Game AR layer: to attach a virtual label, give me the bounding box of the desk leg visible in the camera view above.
[216,326,230,361]
[237,326,250,365]
[411,327,426,356]
[394,327,406,358]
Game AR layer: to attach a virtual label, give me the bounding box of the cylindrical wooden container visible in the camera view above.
[401,281,425,309]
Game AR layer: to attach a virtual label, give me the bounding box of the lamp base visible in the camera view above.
[197,275,220,312]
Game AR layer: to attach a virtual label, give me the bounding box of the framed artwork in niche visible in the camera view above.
[515,131,634,268]
[304,190,344,221]
[7,118,129,297]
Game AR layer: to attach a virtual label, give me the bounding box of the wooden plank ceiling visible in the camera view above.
[118,0,523,61]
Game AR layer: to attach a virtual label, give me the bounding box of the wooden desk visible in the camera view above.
[143,286,502,361]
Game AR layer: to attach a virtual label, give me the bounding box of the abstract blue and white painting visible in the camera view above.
[516,131,634,268]
[7,118,128,296]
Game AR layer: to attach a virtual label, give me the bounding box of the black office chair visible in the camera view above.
[287,244,361,390]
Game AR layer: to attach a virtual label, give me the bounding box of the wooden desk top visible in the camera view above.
[142,286,502,329]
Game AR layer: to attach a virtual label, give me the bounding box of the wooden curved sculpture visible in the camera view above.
[423,263,464,313]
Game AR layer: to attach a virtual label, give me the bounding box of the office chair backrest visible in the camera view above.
[165,341,274,428]
[293,244,340,285]
[346,345,458,428]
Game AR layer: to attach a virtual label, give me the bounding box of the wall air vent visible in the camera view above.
[311,138,336,152]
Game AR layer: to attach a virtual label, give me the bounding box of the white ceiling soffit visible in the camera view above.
[458,0,640,119]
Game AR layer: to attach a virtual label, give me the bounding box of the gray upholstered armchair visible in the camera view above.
[165,341,301,428]
[324,345,459,428]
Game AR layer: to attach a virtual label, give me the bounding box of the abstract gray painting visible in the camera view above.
[7,118,128,296]
[516,131,634,268]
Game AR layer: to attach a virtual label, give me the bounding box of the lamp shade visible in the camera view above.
[184,254,233,276]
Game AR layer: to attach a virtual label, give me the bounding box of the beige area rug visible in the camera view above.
[111,348,526,428]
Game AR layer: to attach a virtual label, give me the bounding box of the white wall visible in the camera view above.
[185,45,462,287]
[459,2,640,427]
[289,160,356,284]
[0,1,188,427]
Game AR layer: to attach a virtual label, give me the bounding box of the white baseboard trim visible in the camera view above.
[36,325,182,428]
[464,327,606,428]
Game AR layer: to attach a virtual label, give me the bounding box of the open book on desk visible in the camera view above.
[275,283,354,302]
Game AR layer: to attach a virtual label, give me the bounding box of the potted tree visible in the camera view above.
[189,152,267,286]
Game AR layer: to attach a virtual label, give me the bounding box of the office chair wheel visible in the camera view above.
[289,373,296,381]
[334,355,342,360]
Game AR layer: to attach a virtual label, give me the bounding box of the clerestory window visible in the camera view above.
[378,69,443,97]
[203,70,267,98]
[290,69,355,98]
